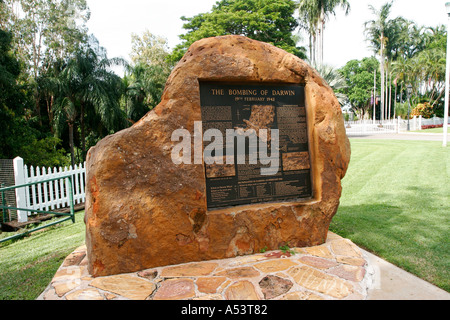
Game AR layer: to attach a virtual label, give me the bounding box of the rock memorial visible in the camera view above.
[85,35,351,277]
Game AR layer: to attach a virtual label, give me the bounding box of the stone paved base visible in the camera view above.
[37,232,374,300]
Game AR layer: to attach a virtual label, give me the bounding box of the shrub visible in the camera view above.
[421,124,443,130]
[411,102,434,119]
[395,102,409,119]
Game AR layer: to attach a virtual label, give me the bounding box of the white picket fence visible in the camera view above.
[344,119,398,135]
[344,116,449,136]
[13,157,86,223]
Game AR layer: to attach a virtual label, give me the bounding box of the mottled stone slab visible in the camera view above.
[330,239,362,258]
[329,265,366,282]
[196,277,227,294]
[225,281,260,300]
[288,265,353,299]
[90,274,156,300]
[281,291,324,300]
[65,288,104,300]
[254,259,298,273]
[214,266,260,279]
[259,275,293,299]
[153,278,196,300]
[160,262,218,277]
[53,280,80,297]
[52,267,84,283]
[298,256,339,269]
[304,245,334,259]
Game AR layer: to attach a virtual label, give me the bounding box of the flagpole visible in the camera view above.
[373,68,376,124]
[444,3,450,147]
[393,77,397,119]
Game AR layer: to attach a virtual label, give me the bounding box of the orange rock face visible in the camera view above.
[84,35,351,277]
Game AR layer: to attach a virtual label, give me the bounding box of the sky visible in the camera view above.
[85,0,449,72]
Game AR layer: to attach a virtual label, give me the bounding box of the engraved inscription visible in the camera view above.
[199,82,312,209]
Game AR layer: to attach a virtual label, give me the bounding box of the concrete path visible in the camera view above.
[363,249,449,300]
[350,132,450,141]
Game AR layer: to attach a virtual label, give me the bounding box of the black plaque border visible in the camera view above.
[199,81,314,211]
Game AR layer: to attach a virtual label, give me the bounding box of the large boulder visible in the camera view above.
[85,35,351,277]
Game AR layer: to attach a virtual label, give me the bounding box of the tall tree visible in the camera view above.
[0,27,29,158]
[169,0,305,63]
[338,57,380,120]
[364,1,395,121]
[391,23,447,116]
[130,30,171,67]
[125,30,173,122]
[53,44,126,166]
[314,64,348,105]
[123,63,170,123]
[297,0,350,66]
[0,28,67,166]
[0,0,90,124]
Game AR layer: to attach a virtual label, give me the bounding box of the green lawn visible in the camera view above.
[0,211,85,300]
[0,139,448,299]
[330,139,449,292]
[412,127,445,133]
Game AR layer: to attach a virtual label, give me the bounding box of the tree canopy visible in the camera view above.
[0,28,67,166]
[168,0,306,63]
[123,30,173,123]
[297,0,350,66]
[338,57,379,119]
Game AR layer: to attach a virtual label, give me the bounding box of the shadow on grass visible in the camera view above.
[331,185,449,292]
[331,203,404,251]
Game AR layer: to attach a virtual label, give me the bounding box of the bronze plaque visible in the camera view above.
[199,82,312,209]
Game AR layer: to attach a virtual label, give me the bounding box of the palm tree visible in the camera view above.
[297,0,350,66]
[416,47,446,108]
[123,63,149,123]
[297,3,320,65]
[54,47,127,166]
[314,63,348,105]
[124,62,170,123]
[364,1,395,121]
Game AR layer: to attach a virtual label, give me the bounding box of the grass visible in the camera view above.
[0,139,448,299]
[0,211,85,300]
[412,127,445,133]
[330,139,450,292]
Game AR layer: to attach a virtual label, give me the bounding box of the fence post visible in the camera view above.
[397,116,401,134]
[67,176,75,223]
[419,115,422,130]
[13,157,28,223]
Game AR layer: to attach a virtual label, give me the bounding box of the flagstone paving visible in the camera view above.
[37,232,375,300]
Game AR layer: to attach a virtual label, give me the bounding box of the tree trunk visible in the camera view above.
[69,122,75,168]
[318,9,325,66]
[400,82,403,104]
[81,102,86,161]
[373,68,376,123]
[394,82,397,119]
[46,95,55,133]
[385,68,388,121]
[34,89,42,126]
[388,71,392,120]
[311,34,316,66]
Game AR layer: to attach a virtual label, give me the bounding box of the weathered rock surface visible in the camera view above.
[84,35,351,277]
